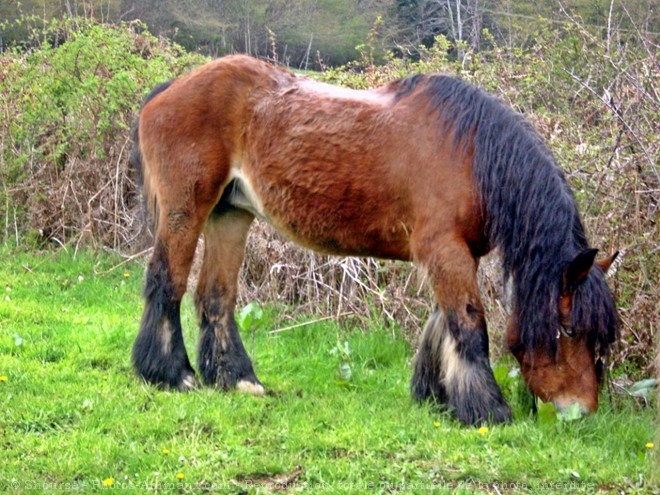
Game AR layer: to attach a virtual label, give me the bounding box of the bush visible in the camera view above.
[0,17,205,248]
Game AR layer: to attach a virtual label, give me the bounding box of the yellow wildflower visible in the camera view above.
[177,472,185,480]
[162,448,171,455]
[103,478,114,487]
[124,272,130,278]
[433,421,441,428]
[478,426,489,435]
[646,443,654,449]
[0,376,7,382]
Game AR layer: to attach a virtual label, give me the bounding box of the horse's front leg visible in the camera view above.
[195,209,264,395]
[411,240,512,425]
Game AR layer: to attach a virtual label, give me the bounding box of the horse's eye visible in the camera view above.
[559,323,576,338]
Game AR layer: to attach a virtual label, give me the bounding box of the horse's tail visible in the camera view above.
[130,80,174,235]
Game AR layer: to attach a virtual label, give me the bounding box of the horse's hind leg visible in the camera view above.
[133,189,214,390]
[411,239,512,425]
[133,228,200,390]
[195,208,263,394]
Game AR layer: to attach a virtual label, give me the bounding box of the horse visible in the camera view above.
[129,54,618,425]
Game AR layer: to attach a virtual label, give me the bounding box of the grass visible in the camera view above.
[0,249,657,494]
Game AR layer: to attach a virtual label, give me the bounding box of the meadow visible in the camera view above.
[0,249,656,494]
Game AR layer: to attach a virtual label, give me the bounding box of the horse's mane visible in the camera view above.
[392,74,617,358]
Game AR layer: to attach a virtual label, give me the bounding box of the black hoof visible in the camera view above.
[198,316,262,392]
[132,351,197,391]
[411,308,513,426]
[199,351,263,393]
[132,323,196,391]
[449,388,512,425]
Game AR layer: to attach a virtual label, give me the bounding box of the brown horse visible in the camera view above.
[130,55,618,425]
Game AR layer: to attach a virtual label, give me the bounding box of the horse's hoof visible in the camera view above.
[487,403,513,425]
[177,372,198,391]
[236,379,265,396]
[454,400,513,426]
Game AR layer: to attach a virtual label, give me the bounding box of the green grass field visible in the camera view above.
[0,250,657,494]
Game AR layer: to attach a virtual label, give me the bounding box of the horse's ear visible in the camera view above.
[563,248,599,293]
[597,250,619,274]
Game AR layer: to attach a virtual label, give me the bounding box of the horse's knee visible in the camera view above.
[411,309,511,425]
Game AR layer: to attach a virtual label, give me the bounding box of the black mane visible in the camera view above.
[396,74,617,358]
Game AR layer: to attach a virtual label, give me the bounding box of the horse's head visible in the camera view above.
[507,249,619,415]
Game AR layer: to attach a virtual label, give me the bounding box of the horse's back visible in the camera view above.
[237,74,484,259]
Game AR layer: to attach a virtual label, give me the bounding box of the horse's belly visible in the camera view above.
[226,168,412,260]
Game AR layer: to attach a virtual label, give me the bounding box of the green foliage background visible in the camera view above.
[0,17,203,247]
[1,1,657,65]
